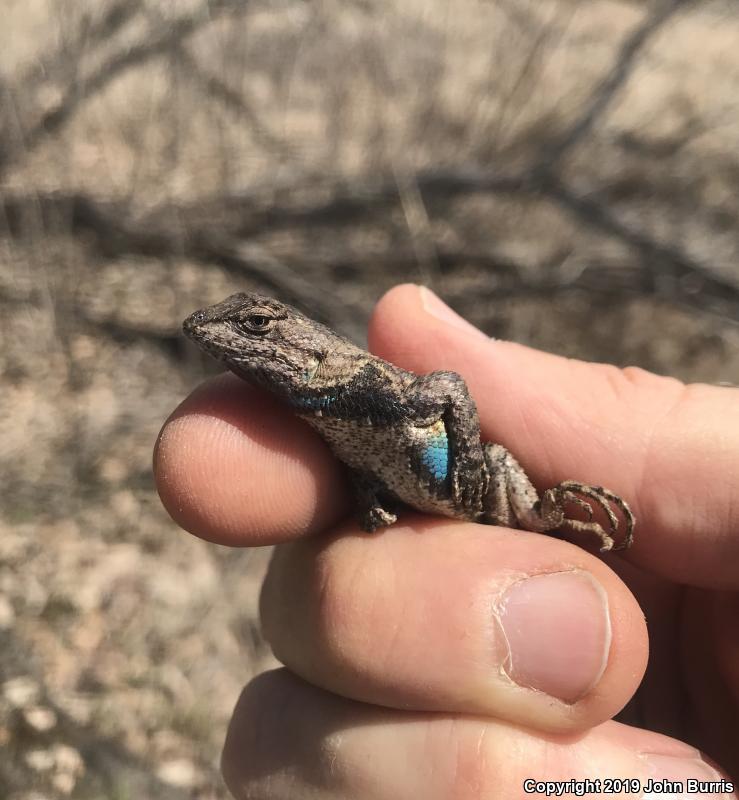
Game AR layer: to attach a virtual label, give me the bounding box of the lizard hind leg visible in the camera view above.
[482,444,634,552]
[349,469,398,533]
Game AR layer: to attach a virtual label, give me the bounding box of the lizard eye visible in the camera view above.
[248,314,271,329]
[234,313,275,335]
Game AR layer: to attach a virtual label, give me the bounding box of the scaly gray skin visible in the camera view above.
[183,293,634,551]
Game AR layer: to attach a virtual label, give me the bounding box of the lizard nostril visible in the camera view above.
[183,309,208,335]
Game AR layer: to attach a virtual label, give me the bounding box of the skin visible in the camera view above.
[155,284,739,798]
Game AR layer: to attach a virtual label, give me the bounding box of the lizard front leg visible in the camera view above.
[483,443,634,551]
[349,470,398,532]
[407,371,488,517]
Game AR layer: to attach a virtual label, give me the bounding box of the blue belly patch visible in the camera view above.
[420,421,449,481]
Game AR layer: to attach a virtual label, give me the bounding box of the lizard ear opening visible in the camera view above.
[302,354,324,383]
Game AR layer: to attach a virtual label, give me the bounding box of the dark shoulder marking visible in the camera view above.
[288,363,410,424]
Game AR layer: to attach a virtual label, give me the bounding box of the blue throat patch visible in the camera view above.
[293,394,336,411]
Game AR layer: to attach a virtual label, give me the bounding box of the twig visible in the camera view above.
[392,163,441,283]
[172,46,289,156]
[18,0,144,92]
[3,178,738,325]
[0,0,246,174]
[538,173,739,317]
[540,0,689,165]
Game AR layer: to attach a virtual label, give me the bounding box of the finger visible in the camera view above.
[260,517,648,733]
[154,373,349,546]
[369,284,739,590]
[681,588,739,779]
[222,670,735,800]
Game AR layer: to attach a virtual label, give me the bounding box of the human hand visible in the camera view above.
[156,284,738,798]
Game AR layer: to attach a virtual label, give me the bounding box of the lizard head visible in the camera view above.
[183,293,364,399]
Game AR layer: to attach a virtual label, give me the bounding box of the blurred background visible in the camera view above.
[1,0,738,797]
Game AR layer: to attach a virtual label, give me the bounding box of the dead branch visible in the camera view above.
[2,177,738,326]
[0,0,248,175]
[18,0,144,93]
[0,190,351,324]
[538,173,739,317]
[172,46,289,156]
[541,0,689,165]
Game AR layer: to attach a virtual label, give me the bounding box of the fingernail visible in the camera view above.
[640,754,733,799]
[419,286,490,342]
[494,571,611,703]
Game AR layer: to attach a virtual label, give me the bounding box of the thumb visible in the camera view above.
[369,284,739,590]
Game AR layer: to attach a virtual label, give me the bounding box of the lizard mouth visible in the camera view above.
[182,311,233,362]
[182,309,207,341]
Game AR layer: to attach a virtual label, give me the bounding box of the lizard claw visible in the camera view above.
[452,457,487,515]
[360,506,398,533]
[559,492,594,522]
[552,481,634,552]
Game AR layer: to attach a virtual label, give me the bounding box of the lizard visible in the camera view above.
[182,292,634,551]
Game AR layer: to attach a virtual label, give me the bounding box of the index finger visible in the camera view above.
[371,284,739,589]
[154,373,350,546]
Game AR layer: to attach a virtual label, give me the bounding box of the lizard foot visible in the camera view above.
[544,481,634,552]
[452,456,487,516]
[360,506,398,533]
